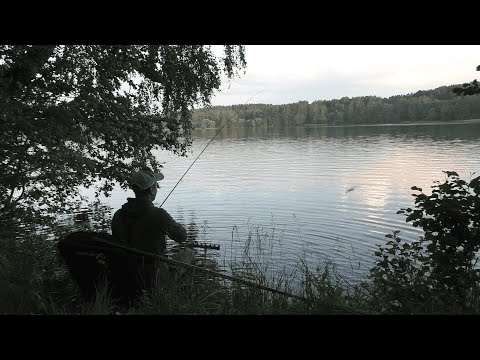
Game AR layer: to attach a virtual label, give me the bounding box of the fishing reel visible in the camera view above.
[187,241,220,250]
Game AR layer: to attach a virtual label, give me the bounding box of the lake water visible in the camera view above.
[85,119,480,284]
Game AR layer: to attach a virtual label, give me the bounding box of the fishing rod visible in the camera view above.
[62,233,307,302]
[160,91,263,207]
[61,234,373,313]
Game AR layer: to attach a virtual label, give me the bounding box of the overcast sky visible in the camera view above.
[209,45,480,107]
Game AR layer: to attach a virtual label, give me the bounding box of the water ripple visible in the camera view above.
[90,122,480,283]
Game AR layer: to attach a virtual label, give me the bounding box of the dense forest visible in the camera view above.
[192,84,480,129]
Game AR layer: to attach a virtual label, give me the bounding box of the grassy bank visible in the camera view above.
[3,171,480,315]
[2,227,479,315]
[3,224,477,315]
[0,219,375,315]
[2,220,480,315]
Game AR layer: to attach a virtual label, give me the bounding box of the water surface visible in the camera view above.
[89,120,480,283]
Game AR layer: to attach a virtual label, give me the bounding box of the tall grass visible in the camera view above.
[0,212,371,314]
[3,205,479,315]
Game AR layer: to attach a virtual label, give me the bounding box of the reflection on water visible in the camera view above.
[87,120,480,284]
[197,119,480,142]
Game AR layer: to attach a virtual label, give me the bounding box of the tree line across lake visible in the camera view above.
[192,84,480,129]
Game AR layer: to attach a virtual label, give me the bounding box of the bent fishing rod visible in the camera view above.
[160,91,263,207]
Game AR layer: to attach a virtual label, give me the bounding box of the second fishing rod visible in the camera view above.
[160,92,262,208]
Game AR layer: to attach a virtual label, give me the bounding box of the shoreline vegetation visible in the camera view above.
[192,85,480,129]
[2,171,479,315]
[195,118,480,131]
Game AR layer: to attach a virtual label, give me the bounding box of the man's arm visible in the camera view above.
[157,208,187,243]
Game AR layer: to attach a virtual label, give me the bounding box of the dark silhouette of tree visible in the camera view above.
[453,65,480,96]
[0,45,246,227]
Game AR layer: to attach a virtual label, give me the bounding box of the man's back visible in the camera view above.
[111,198,187,255]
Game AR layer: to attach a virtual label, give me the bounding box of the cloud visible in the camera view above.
[209,45,480,106]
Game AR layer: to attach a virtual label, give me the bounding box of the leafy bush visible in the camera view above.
[367,171,480,313]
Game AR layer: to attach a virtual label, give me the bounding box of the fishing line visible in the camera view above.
[160,91,263,207]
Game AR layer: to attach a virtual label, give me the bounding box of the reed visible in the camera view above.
[2,203,478,315]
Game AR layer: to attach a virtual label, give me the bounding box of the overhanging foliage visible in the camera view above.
[0,45,246,226]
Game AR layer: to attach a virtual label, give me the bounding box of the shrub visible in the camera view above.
[367,171,480,313]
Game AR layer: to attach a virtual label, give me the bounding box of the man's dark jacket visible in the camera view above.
[111,198,187,254]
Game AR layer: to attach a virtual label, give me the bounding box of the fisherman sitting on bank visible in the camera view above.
[111,167,195,285]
